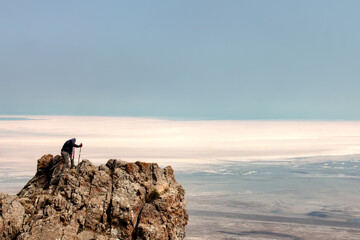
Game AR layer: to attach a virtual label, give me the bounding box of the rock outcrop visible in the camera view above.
[0,154,188,240]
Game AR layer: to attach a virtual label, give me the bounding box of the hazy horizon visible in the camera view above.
[1,115,360,180]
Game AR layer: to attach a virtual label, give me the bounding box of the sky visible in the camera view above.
[1,1,360,120]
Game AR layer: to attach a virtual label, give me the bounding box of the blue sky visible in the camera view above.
[1,1,360,120]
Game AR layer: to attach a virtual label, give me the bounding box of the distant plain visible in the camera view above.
[1,116,360,239]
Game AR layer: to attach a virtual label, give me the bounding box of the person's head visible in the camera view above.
[72,138,76,143]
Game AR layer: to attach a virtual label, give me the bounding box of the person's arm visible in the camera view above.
[72,139,83,148]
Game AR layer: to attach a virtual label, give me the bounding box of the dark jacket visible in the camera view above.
[61,139,80,155]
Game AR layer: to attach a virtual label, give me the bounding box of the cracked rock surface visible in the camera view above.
[0,154,188,240]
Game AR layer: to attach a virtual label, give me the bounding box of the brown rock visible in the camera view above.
[0,155,188,240]
[0,193,25,239]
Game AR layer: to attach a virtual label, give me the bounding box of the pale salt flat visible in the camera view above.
[1,115,360,239]
[1,115,360,170]
[1,115,360,189]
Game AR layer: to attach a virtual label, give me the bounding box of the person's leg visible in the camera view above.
[61,151,70,171]
[70,156,74,168]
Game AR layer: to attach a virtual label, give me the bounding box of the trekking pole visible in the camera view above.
[78,147,82,165]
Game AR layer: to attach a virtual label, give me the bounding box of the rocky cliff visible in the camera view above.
[0,154,188,240]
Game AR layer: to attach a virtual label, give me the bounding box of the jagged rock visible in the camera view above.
[0,193,25,239]
[0,154,188,240]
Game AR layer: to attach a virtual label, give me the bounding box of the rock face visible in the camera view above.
[0,154,188,240]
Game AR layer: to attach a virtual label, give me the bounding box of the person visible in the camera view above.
[61,138,82,170]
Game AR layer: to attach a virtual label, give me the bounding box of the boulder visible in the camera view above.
[0,154,188,240]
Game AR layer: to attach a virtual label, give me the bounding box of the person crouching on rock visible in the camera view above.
[61,138,82,170]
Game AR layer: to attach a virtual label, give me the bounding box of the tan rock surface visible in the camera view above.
[0,154,188,239]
